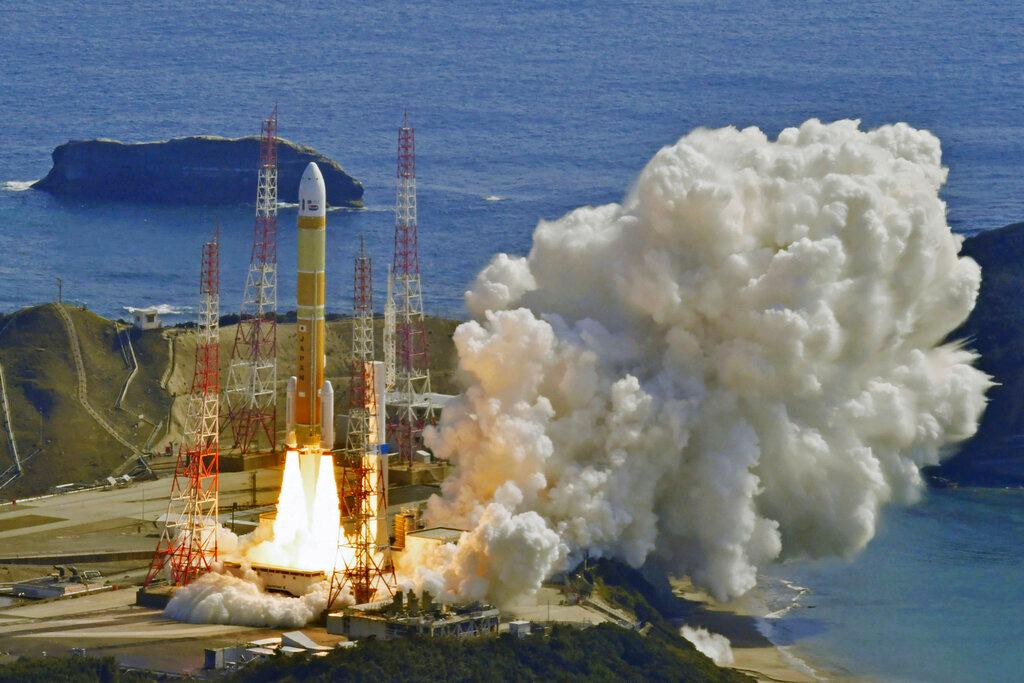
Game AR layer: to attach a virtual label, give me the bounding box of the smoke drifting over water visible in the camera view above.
[410,119,991,604]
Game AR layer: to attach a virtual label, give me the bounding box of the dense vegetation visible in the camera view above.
[0,655,153,683]
[231,623,747,683]
[932,222,1024,485]
[231,559,749,683]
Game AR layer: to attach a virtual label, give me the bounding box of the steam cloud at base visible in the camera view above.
[404,119,991,604]
[165,569,331,628]
[161,525,355,628]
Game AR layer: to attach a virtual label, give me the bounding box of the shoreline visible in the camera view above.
[669,577,855,683]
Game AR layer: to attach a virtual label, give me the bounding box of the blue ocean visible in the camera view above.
[1,2,1022,680]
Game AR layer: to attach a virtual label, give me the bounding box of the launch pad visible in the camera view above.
[223,561,326,597]
[138,112,448,617]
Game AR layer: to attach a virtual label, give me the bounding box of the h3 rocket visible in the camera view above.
[285,162,334,452]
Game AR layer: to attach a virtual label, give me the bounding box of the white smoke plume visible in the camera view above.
[161,525,353,628]
[165,568,330,628]
[404,119,990,604]
[680,625,735,666]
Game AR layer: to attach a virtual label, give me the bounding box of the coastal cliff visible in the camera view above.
[31,136,364,206]
[931,221,1024,486]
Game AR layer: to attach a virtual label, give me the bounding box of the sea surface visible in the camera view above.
[763,489,1024,683]
[1,2,1023,680]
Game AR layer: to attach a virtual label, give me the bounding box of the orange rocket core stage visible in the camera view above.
[287,162,330,450]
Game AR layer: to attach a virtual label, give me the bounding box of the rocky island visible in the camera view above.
[930,221,1024,486]
[31,136,364,206]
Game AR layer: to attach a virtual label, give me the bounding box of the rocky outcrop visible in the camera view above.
[32,136,363,206]
[929,222,1024,486]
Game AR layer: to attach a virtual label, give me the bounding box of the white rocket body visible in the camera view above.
[320,380,335,451]
[285,376,297,445]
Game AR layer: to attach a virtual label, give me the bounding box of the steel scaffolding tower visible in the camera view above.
[345,237,375,460]
[225,107,279,455]
[389,112,434,466]
[145,230,221,587]
[383,264,396,393]
[329,239,396,607]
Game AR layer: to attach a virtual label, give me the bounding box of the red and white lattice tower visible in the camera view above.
[389,112,434,466]
[225,107,279,455]
[329,238,396,606]
[145,230,221,587]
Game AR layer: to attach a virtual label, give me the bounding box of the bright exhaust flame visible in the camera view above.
[244,449,351,574]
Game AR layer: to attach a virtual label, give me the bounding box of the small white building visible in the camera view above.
[131,307,161,330]
[509,620,532,638]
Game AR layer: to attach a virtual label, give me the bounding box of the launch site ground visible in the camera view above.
[0,467,626,675]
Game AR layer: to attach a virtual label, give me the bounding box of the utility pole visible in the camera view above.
[250,471,256,507]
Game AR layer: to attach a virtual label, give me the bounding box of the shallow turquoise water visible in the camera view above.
[765,489,1024,683]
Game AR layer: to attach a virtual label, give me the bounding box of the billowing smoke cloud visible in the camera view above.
[161,525,353,628]
[403,119,990,604]
[165,568,329,628]
[680,625,735,666]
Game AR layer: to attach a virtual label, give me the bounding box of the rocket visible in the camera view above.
[286,162,334,452]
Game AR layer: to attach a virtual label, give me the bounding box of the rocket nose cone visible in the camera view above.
[302,161,324,183]
[299,162,327,216]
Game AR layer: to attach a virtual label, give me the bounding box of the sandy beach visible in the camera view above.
[669,577,830,683]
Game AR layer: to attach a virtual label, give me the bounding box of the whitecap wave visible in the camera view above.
[3,180,35,192]
[483,194,505,202]
[753,578,822,679]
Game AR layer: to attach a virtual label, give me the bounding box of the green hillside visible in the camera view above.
[0,303,460,498]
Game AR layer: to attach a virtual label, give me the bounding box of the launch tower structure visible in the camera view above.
[383,264,396,393]
[345,236,375,459]
[329,238,396,607]
[389,112,435,465]
[145,231,221,587]
[225,107,279,456]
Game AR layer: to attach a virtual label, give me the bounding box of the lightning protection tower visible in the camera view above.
[225,106,279,456]
[383,264,396,393]
[145,229,221,587]
[389,112,434,466]
[346,236,375,459]
[329,239,396,607]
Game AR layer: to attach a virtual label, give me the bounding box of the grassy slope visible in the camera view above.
[0,305,461,496]
[0,305,140,496]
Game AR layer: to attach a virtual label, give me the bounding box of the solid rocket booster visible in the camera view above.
[286,162,333,450]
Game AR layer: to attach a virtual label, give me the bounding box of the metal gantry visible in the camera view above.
[383,264,396,393]
[145,230,221,587]
[389,113,435,466]
[225,107,279,456]
[329,239,396,607]
[346,237,375,459]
